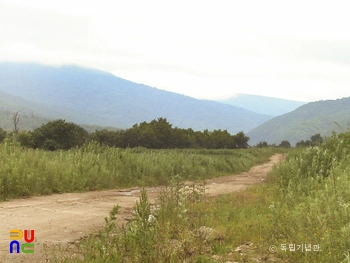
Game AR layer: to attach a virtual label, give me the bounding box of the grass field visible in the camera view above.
[45,132,350,262]
[0,141,277,201]
[7,133,349,262]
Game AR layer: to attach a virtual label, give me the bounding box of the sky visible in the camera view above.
[1,0,350,102]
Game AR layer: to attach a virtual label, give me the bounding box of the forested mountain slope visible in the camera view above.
[0,62,272,133]
[247,97,350,145]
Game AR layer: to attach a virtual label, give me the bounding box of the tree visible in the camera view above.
[0,128,7,143]
[138,124,158,148]
[255,141,269,148]
[210,129,232,148]
[195,129,214,148]
[171,127,196,148]
[94,118,252,149]
[13,112,19,142]
[149,117,172,148]
[296,139,307,147]
[296,133,324,147]
[232,132,250,149]
[310,133,323,146]
[124,118,173,148]
[279,140,291,148]
[89,129,125,148]
[17,131,34,147]
[32,119,88,150]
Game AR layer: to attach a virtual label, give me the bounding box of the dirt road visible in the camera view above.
[0,153,286,262]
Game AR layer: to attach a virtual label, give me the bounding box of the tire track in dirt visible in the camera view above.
[0,153,286,262]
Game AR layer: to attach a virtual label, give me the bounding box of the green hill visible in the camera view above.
[247,97,350,146]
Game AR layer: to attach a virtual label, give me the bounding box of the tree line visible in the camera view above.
[254,133,324,148]
[0,118,250,150]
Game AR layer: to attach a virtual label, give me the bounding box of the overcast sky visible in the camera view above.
[1,0,350,102]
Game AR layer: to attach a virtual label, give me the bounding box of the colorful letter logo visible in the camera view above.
[9,230,35,254]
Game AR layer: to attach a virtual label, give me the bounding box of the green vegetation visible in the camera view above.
[5,118,251,150]
[212,131,350,262]
[48,163,276,263]
[30,119,89,150]
[296,133,324,147]
[51,183,214,263]
[49,131,350,262]
[265,131,350,262]
[112,118,250,149]
[0,141,275,201]
[0,127,6,142]
[278,140,291,148]
[255,134,325,149]
[3,104,350,261]
[247,96,350,145]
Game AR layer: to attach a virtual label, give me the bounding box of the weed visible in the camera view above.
[0,144,277,200]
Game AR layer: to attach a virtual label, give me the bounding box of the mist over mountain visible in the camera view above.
[218,94,306,116]
[0,62,272,133]
[247,97,350,146]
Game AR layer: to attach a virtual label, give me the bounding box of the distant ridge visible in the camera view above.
[218,93,306,116]
[247,97,350,145]
[0,62,272,133]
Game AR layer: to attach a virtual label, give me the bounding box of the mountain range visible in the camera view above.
[2,62,348,146]
[218,94,306,116]
[0,62,274,134]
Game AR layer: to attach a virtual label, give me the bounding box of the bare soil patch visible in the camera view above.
[0,153,286,262]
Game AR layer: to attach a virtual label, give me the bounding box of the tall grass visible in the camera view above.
[0,141,276,200]
[43,149,286,263]
[197,132,350,262]
[43,132,350,262]
[265,131,350,262]
[50,180,223,263]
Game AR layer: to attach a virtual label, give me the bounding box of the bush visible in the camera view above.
[32,119,88,150]
[0,128,6,143]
